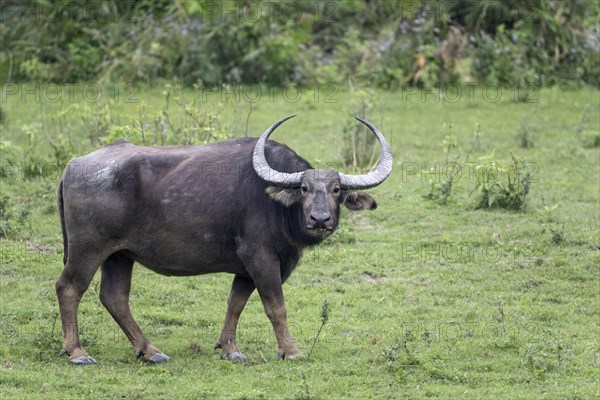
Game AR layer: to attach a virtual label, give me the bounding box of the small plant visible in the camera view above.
[80,102,114,146]
[44,116,76,168]
[382,333,420,367]
[100,83,231,146]
[581,130,600,149]
[32,310,62,361]
[340,86,379,172]
[20,124,47,179]
[471,152,532,210]
[549,224,565,246]
[383,341,404,362]
[517,116,534,148]
[0,128,52,180]
[524,331,572,375]
[469,123,482,151]
[537,204,559,223]
[307,300,330,361]
[424,128,460,205]
[0,195,30,238]
[0,140,19,180]
[423,122,490,205]
[298,372,313,400]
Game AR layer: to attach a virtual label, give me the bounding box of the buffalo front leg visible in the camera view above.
[256,280,302,359]
[99,253,169,363]
[214,275,255,361]
[239,247,302,360]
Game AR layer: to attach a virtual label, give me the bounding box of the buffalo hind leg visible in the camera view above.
[214,275,255,361]
[238,247,302,360]
[56,250,107,365]
[99,253,169,363]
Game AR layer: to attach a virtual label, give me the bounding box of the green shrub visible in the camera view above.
[424,132,459,205]
[340,87,378,172]
[2,1,597,88]
[0,195,30,238]
[471,153,533,211]
[99,83,230,146]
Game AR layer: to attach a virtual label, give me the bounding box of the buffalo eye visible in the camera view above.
[301,185,308,193]
[333,187,340,194]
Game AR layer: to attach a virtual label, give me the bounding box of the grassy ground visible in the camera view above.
[0,84,599,399]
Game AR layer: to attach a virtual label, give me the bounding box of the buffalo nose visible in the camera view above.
[310,212,331,224]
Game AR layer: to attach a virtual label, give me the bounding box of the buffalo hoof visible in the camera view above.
[69,355,97,365]
[147,353,170,363]
[221,351,247,362]
[226,351,247,362]
[277,352,304,361]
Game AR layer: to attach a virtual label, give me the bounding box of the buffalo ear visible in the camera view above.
[342,191,377,211]
[266,186,299,207]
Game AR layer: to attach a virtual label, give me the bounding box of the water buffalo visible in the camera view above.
[55,115,392,364]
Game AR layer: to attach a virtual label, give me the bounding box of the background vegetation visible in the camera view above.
[1,0,599,88]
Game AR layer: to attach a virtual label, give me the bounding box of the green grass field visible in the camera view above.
[1,84,599,399]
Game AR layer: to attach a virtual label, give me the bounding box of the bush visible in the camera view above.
[1,82,231,181]
[424,132,460,205]
[1,0,598,88]
[340,87,379,172]
[100,90,230,146]
[0,195,30,238]
[469,2,599,88]
[471,153,533,211]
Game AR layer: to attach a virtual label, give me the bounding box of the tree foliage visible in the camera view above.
[1,0,598,87]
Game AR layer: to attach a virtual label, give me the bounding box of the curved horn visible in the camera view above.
[253,115,304,188]
[339,117,393,190]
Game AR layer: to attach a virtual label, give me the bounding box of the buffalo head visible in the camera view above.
[253,115,393,239]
